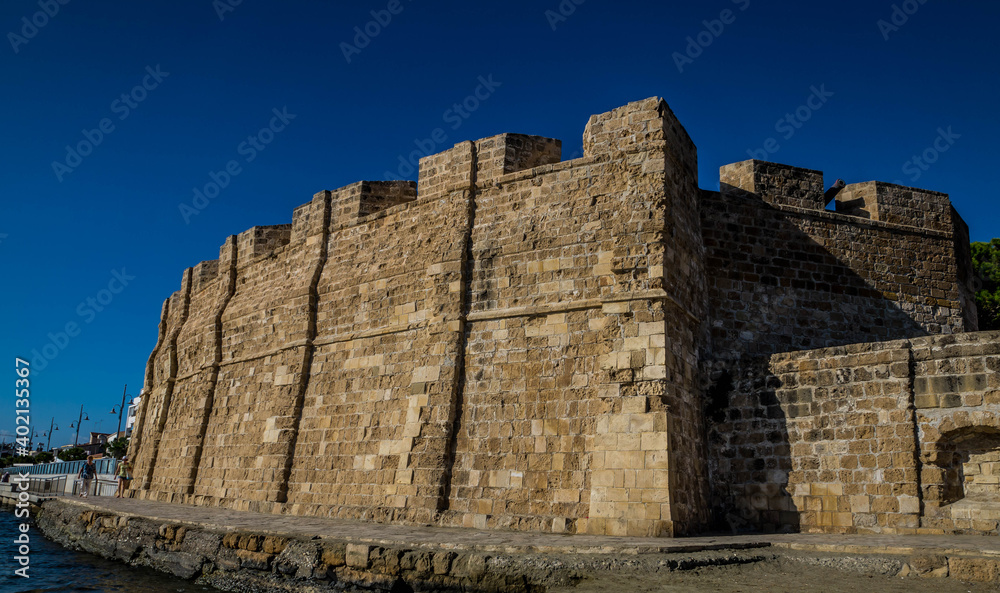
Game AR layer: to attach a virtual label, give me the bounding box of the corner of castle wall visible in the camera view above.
[583,97,681,160]
[291,191,331,243]
[474,133,562,181]
[719,159,825,210]
[872,181,952,233]
[235,225,293,267]
[321,180,418,227]
[218,235,238,269]
[192,259,220,292]
[417,141,475,200]
[829,180,957,235]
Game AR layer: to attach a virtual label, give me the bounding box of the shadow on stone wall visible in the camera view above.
[700,187,958,533]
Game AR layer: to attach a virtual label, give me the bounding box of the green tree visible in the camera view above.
[34,451,54,464]
[106,437,129,459]
[59,447,87,461]
[972,239,1000,331]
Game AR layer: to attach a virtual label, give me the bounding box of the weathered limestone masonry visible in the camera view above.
[771,330,1000,535]
[701,160,981,532]
[133,98,707,537]
[131,96,991,537]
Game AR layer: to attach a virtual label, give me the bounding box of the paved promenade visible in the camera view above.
[54,496,1000,558]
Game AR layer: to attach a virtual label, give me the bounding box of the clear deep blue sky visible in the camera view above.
[2,1,997,449]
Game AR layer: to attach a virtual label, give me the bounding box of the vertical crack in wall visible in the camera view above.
[439,142,478,513]
[141,268,193,490]
[272,191,333,504]
[186,237,239,496]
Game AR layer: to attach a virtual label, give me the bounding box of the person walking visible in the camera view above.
[115,456,132,498]
[79,455,96,497]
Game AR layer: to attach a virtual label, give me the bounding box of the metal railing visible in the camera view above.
[9,458,118,477]
[26,475,67,496]
[71,477,117,497]
[0,475,69,497]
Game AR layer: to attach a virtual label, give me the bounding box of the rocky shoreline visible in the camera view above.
[30,498,1000,592]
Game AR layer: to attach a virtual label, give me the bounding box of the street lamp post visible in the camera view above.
[71,405,89,447]
[110,384,128,439]
[43,417,58,451]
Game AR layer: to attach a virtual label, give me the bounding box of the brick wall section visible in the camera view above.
[131,98,981,537]
[911,331,1000,533]
[771,341,921,533]
[720,159,825,211]
[701,158,974,530]
[834,181,953,233]
[770,331,1000,535]
[131,97,709,537]
[147,252,233,496]
[286,144,474,523]
[443,99,707,536]
[132,271,191,491]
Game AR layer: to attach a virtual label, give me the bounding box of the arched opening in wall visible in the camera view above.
[925,426,1000,532]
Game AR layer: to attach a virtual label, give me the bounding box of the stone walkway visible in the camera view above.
[53,496,1000,558]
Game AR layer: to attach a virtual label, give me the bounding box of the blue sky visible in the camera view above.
[2,0,997,449]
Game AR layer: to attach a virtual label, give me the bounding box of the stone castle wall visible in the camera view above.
[770,330,1000,535]
[132,98,709,537]
[130,96,991,537]
[699,159,979,530]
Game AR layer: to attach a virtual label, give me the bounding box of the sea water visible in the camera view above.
[0,510,218,593]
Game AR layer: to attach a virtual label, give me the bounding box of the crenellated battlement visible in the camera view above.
[718,158,964,238]
[235,225,292,268]
[720,159,826,211]
[133,97,981,539]
[190,259,219,292]
[834,180,953,233]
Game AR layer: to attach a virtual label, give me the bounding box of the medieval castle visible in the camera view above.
[129,97,1000,537]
